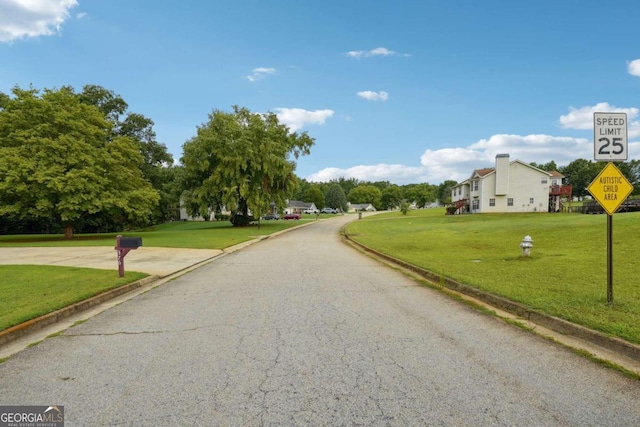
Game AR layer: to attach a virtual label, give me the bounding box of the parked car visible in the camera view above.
[262,213,280,220]
[321,207,337,214]
[284,213,301,220]
[303,208,319,214]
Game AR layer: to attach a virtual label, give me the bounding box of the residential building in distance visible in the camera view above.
[285,200,318,215]
[348,203,377,212]
[450,154,572,214]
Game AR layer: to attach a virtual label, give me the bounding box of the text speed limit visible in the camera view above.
[594,112,627,161]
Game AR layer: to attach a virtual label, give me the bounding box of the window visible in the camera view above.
[473,180,479,191]
[541,178,548,184]
[530,197,534,204]
[472,199,479,210]
[507,198,514,206]
[458,187,462,195]
[489,198,495,207]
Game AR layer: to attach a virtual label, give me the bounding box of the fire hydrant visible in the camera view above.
[520,235,533,257]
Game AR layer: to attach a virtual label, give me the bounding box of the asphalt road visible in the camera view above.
[1,215,640,426]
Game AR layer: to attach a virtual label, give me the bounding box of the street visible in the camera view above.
[1,215,639,426]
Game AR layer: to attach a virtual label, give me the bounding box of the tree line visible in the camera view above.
[291,178,451,212]
[2,83,638,236]
[530,160,640,200]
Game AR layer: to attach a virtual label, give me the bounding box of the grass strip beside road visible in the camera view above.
[0,265,147,331]
[346,209,640,345]
[0,218,318,249]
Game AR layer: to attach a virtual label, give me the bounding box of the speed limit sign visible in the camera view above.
[594,112,627,161]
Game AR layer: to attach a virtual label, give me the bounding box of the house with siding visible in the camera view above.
[348,203,377,212]
[450,154,570,214]
[285,200,317,214]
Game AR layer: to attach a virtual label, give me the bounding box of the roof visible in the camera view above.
[288,200,314,208]
[549,170,565,178]
[473,168,494,177]
[350,203,374,210]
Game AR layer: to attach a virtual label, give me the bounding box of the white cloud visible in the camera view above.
[274,108,334,132]
[357,90,388,101]
[628,59,640,77]
[468,134,590,159]
[246,67,276,82]
[558,102,639,130]
[76,12,86,19]
[345,47,408,59]
[0,0,78,42]
[308,165,429,185]
[630,121,640,139]
[418,147,492,183]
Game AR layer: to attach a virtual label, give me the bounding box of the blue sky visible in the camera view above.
[1,0,640,185]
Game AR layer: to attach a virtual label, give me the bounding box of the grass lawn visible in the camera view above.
[0,265,146,331]
[0,217,325,249]
[346,208,640,345]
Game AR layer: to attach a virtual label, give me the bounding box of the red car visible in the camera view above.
[283,213,301,220]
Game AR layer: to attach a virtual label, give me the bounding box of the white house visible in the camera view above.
[348,203,377,212]
[450,154,569,214]
[285,200,317,214]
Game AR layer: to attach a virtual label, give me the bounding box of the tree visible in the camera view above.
[331,177,360,196]
[303,185,325,209]
[530,160,558,172]
[76,85,175,222]
[0,86,159,237]
[325,184,348,212]
[181,106,314,226]
[624,160,640,195]
[437,180,458,205]
[118,112,175,221]
[371,181,392,192]
[348,185,382,210]
[400,202,410,215]
[559,159,603,200]
[404,183,436,207]
[76,84,127,123]
[292,177,311,201]
[380,185,404,210]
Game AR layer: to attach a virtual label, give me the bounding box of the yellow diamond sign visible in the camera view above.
[587,162,633,215]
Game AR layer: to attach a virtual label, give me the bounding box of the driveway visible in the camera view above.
[0,246,222,277]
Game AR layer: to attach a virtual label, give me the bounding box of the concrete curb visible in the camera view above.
[342,231,640,363]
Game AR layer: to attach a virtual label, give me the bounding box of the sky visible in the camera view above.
[1,0,640,185]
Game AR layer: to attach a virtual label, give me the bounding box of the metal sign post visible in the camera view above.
[589,112,631,303]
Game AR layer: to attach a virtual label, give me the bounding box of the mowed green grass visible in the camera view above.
[0,265,146,331]
[346,209,640,345]
[0,217,321,249]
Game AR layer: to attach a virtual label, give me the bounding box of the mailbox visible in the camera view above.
[115,235,143,277]
[119,237,143,248]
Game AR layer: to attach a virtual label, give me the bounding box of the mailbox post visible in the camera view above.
[115,235,143,277]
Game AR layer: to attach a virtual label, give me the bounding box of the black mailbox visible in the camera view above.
[119,237,143,248]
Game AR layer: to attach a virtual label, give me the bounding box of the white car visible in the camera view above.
[303,208,319,214]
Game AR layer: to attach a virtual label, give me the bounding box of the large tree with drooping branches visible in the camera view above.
[181,106,315,226]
